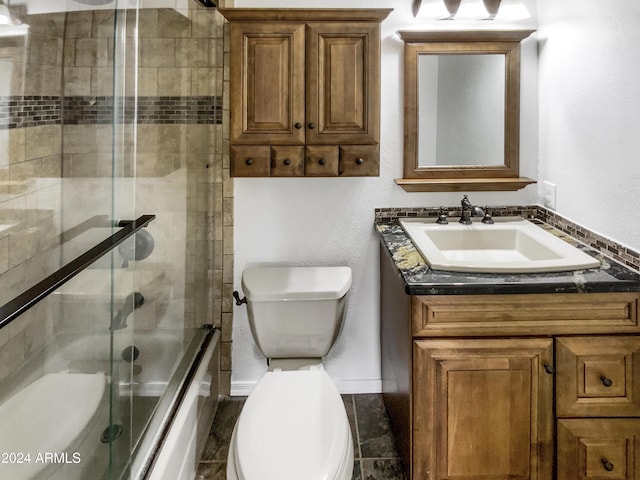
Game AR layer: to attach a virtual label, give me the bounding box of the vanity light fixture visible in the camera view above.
[413,0,530,21]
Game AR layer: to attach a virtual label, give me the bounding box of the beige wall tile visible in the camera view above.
[64,66,92,96]
[175,38,209,68]
[140,38,176,67]
[75,38,110,67]
[65,11,94,39]
[158,9,192,38]
[25,125,62,160]
[157,67,191,96]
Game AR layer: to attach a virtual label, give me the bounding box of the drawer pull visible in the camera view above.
[600,375,613,387]
[543,363,554,375]
[283,159,291,166]
[318,158,326,166]
[245,158,254,166]
[356,157,365,165]
[601,458,614,472]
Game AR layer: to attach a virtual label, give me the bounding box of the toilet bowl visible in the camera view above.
[227,367,353,480]
[227,266,353,480]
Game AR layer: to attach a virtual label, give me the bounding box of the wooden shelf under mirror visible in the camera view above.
[396,29,536,192]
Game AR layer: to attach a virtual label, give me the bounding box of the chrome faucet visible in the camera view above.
[459,195,485,225]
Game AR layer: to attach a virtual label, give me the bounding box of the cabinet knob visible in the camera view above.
[294,122,302,129]
[308,122,316,129]
[283,159,291,166]
[543,363,554,375]
[601,458,614,472]
[245,158,254,166]
[356,157,365,165]
[318,158,326,166]
[600,375,613,387]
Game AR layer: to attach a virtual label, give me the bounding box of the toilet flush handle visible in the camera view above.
[233,291,247,306]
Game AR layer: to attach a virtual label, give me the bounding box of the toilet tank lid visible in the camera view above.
[242,266,352,301]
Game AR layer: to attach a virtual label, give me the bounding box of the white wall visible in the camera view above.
[537,0,640,252]
[232,0,540,395]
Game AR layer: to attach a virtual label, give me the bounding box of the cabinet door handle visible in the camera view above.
[600,375,613,387]
[601,458,614,471]
[355,157,365,165]
[543,363,554,375]
[294,122,302,129]
[308,122,316,129]
[283,159,291,166]
[245,158,254,166]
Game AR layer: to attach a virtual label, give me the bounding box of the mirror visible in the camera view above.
[397,29,535,192]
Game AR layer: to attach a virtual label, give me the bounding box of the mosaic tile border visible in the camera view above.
[0,96,61,129]
[0,95,222,129]
[375,205,640,273]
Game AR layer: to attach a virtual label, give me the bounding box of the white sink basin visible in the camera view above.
[399,216,601,273]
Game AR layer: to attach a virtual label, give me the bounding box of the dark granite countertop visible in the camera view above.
[376,219,640,296]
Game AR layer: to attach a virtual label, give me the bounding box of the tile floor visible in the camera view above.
[196,394,406,480]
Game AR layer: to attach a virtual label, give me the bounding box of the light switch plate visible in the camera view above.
[543,181,556,210]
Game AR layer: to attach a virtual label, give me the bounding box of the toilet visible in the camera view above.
[227,266,354,480]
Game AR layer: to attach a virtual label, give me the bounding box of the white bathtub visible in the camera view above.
[0,327,219,480]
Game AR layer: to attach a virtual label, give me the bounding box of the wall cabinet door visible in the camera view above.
[306,22,380,145]
[413,338,554,480]
[228,22,305,145]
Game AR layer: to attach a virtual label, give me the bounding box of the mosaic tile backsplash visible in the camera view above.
[375,205,640,273]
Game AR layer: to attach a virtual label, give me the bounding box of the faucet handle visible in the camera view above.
[481,206,495,224]
[436,207,449,224]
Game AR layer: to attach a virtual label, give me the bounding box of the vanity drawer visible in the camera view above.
[556,336,640,417]
[557,419,640,480]
[412,293,640,337]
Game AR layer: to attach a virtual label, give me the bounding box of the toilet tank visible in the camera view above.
[241,267,352,359]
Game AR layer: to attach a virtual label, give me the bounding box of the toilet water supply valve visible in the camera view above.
[233,291,247,306]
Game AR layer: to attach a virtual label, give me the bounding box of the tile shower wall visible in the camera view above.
[0,9,66,384]
[0,4,233,392]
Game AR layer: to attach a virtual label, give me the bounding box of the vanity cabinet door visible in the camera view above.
[228,22,305,145]
[413,338,554,480]
[557,419,640,480]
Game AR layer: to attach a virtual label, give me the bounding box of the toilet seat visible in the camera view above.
[230,369,353,480]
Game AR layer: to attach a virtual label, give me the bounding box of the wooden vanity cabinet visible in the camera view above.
[219,9,391,177]
[380,250,640,480]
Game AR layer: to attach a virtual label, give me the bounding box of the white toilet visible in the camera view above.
[227,266,354,480]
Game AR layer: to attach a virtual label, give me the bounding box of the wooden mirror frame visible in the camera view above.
[396,29,536,192]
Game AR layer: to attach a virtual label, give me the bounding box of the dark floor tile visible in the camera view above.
[361,458,406,480]
[195,461,226,480]
[201,396,246,461]
[352,459,363,480]
[354,394,400,459]
[342,394,360,458]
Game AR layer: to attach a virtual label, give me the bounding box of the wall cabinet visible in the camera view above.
[380,251,640,480]
[219,9,391,177]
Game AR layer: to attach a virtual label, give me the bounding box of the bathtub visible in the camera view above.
[0,326,219,480]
